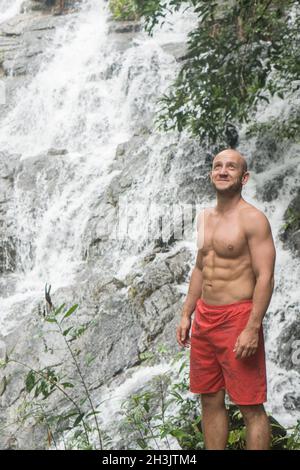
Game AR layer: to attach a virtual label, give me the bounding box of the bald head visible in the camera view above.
[213,149,248,174]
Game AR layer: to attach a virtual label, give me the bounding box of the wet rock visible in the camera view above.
[0,152,20,274]
[0,13,63,78]
[249,134,281,173]
[161,42,189,62]
[108,20,141,35]
[290,230,300,253]
[0,340,6,361]
[21,1,49,13]
[106,19,142,54]
[276,318,300,373]
[260,174,286,202]
[47,147,68,156]
[280,188,300,256]
[283,392,300,411]
[0,237,17,274]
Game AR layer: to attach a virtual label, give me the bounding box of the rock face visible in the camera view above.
[21,1,76,14]
[280,189,300,256]
[276,318,300,373]
[0,13,64,121]
[0,14,58,76]
[0,152,20,274]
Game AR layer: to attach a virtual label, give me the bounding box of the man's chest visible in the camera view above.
[202,217,247,258]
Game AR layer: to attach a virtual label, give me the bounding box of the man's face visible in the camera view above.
[210,153,248,194]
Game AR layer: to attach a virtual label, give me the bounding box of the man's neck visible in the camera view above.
[215,192,243,214]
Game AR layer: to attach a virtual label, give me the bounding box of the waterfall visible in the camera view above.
[0,0,299,448]
[0,0,197,330]
[0,0,23,25]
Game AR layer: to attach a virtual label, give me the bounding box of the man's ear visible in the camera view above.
[241,171,250,185]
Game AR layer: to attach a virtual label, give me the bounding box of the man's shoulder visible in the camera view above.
[240,203,271,234]
[240,202,269,220]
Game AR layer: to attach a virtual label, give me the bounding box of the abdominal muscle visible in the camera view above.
[201,252,256,305]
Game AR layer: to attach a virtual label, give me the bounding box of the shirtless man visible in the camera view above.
[176,148,276,450]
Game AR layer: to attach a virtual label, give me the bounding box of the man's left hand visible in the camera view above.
[233,327,259,360]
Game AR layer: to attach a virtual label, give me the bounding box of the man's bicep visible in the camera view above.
[247,213,276,278]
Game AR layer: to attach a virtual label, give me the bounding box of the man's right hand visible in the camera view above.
[176,317,192,348]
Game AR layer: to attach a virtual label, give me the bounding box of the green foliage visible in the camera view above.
[245,114,300,142]
[118,349,203,449]
[109,0,140,20]
[134,0,300,146]
[282,207,300,232]
[134,0,188,33]
[25,367,59,399]
[284,420,300,449]
[228,427,247,449]
[3,302,103,450]
[62,304,78,321]
[119,354,204,450]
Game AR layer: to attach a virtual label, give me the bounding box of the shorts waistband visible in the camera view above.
[198,298,253,310]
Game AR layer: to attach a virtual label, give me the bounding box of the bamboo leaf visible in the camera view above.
[62,304,78,321]
[63,327,73,336]
[54,304,66,316]
[61,382,74,389]
[45,318,57,323]
[25,371,36,392]
[73,413,85,427]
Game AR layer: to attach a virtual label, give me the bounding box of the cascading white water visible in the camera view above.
[0,0,136,332]
[0,0,197,330]
[0,0,299,447]
[0,0,23,24]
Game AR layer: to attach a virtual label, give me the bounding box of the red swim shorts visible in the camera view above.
[189,298,267,405]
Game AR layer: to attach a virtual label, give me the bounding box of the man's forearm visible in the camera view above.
[246,275,274,330]
[181,267,203,319]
